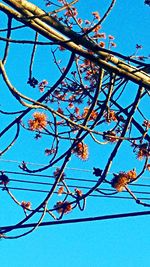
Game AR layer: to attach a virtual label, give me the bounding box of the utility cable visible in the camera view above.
[1,210,150,231]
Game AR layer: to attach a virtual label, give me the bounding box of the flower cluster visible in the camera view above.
[143,120,150,129]
[103,131,118,143]
[111,169,137,192]
[82,107,98,121]
[28,112,47,131]
[38,80,48,92]
[54,201,72,214]
[21,201,31,209]
[103,110,117,123]
[92,11,100,20]
[45,148,56,156]
[53,168,66,180]
[136,143,150,160]
[58,186,64,195]
[75,188,82,197]
[147,164,150,171]
[73,142,89,160]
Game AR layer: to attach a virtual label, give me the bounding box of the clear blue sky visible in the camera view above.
[0,1,150,267]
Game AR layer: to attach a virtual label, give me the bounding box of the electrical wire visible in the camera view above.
[1,185,150,201]
[6,177,150,195]
[0,159,92,173]
[1,158,150,178]
[1,209,150,231]
[0,169,150,201]
[0,161,150,205]
[2,170,150,187]
[1,158,150,180]
[4,170,98,183]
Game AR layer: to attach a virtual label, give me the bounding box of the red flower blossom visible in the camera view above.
[103,131,118,142]
[38,79,48,92]
[147,164,150,171]
[143,120,150,128]
[75,188,82,197]
[92,11,100,20]
[54,201,72,214]
[57,107,64,114]
[92,25,101,33]
[111,169,137,192]
[53,168,65,180]
[73,142,89,160]
[21,201,31,209]
[74,107,80,115]
[108,35,115,40]
[136,143,150,160]
[58,186,64,195]
[45,148,56,155]
[82,107,98,121]
[110,42,117,47]
[28,112,47,131]
[99,41,105,48]
[103,110,117,123]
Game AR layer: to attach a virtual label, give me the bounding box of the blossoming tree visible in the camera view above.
[0,0,150,239]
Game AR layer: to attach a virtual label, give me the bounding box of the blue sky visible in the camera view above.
[0,0,150,266]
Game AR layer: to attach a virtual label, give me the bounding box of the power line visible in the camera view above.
[1,158,150,179]
[3,170,150,187]
[1,210,150,231]
[1,186,150,201]
[1,170,150,200]
[0,159,92,173]
[7,178,150,196]
[4,170,98,183]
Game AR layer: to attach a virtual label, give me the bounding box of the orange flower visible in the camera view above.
[103,131,117,142]
[104,110,117,123]
[111,173,130,192]
[45,148,56,155]
[110,42,117,47]
[53,168,65,180]
[73,142,89,160]
[92,11,100,20]
[57,107,64,114]
[111,169,137,192]
[54,201,72,214]
[143,120,150,128]
[127,169,137,180]
[68,103,74,109]
[74,107,80,115]
[92,25,101,33]
[147,164,150,171]
[21,201,31,209]
[94,33,106,39]
[108,35,115,40]
[38,79,48,92]
[75,188,82,197]
[136,143,150,160]
[58,186,64,195]
[28,112,47,131]
[99,41,105,48]
[82,107,98,121]
[77,18,83,25]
